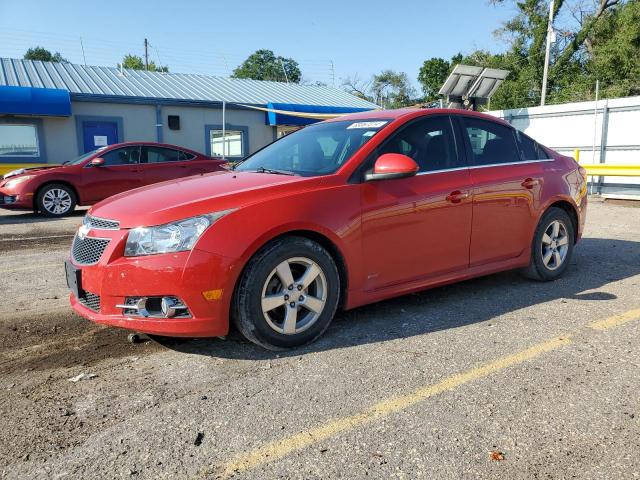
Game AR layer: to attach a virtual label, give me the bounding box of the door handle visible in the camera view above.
[521,178,540,189]
[446,190,469,203]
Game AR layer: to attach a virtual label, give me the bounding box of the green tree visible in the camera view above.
[121,54,169,73]
[24,46,67,63]
[232,49,301,83]
[587,0,640,97]
[417,57,451,101]
[371,70,416,108]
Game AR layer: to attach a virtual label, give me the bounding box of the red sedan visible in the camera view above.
[66,109,587,350]
[0,142,226,216]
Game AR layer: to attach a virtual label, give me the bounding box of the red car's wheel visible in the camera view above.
[522,207,575,281]
[36,183,76,217]
[232,236,340,350]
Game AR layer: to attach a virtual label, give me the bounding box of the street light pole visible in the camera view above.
[541,0,555,106]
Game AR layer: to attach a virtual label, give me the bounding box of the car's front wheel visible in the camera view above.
[36,183,76,217]
[521,207,575,281]
[232,236,340,350]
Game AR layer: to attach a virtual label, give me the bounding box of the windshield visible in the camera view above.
[63,147,108,165]
[235,120,388,176]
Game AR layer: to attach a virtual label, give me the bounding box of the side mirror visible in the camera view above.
[364,153,419,182]
[90,157,105,167]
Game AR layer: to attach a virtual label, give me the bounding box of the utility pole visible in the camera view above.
[330,60,335,87]
[541,0,555,106]
[280,58,289,83]
[144,38,149,71]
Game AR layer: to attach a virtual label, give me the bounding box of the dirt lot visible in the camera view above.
[1,200,639,479]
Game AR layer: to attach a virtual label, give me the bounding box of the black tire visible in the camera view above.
[521,207,575,281]
[36,183,76,217]
[232,236,340,350]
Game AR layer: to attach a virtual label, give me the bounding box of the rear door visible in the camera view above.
[139,146,191,185]
[81,145,143,202]
[457,116,544,267]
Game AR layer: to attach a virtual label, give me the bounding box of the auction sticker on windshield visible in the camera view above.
[347,121,388,129]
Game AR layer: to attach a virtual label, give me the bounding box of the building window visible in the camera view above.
[210,130,244,157]
[0,124,39,157]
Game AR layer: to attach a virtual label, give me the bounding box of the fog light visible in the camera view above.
[161,297,178,318]
[3,195,17,204]
[116,296,190,318]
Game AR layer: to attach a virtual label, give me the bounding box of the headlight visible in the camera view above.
[124,210,234,256]
[4,175,35,189]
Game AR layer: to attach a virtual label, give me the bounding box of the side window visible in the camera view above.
[179,150,196,161]
[378,116,461,173]
[142,146,181,163]
[462,118,519,166]
[515,130,544,161]
[100,146,140,166]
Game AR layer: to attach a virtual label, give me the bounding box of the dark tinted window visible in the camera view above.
[100,146,140,166]
[142,146,182,163]
[462,118,519,166]
[179,150,196,161]
[516,130,545,161]
[377,116,461,172]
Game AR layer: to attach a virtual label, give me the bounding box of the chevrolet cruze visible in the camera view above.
[66,108,587,350]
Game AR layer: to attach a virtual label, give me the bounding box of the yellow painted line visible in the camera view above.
[590,308,640,331]
[0,263,61,274]
[219,335,572,478]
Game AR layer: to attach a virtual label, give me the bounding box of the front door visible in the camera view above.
[457,116,543,267]
[82,121,118,153]
[81,145,143,202]
[360,115,472,290]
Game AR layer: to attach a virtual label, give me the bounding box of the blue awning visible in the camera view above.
[0,86,71,116]
[266,103,373,126]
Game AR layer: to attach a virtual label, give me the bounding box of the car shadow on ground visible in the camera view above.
[154,236,640,360]
[0,209,86,226]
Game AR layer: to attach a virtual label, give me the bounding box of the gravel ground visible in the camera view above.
[0,199,639,479]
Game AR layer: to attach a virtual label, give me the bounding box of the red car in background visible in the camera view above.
[0,142,226,216]
[66,109,587,350]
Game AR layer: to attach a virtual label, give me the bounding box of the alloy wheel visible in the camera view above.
[261,257,327,335]
[541,220,569,271]
[42,188,72,215]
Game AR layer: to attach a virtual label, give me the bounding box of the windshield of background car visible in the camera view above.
[64,147,108,165]
[235,120,389,176]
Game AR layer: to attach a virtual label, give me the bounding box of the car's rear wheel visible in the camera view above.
[521,207,574,281]
[36,183,76,217]
[232,236,340,350]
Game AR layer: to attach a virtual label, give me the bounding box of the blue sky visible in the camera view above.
[0,0,516,91]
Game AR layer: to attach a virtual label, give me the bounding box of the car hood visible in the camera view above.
[2,165,62,180]
[90,170,314,228]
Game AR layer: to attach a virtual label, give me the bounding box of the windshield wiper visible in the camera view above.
[251,167,298,176]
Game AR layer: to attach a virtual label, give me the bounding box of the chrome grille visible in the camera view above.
[86,215,119,230]
[72,235,110,265]
[79,292,100,312]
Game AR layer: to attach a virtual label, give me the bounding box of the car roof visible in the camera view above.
[329,107,512,127]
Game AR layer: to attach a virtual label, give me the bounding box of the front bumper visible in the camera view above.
[0,188,33,210]
[68,229,237,337]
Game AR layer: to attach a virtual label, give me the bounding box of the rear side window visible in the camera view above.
[100,146,140,166]
[142,146,182,163]
[179,150,196,161]
[516,130,547,161]
[377,116,461,173]
[461,117,519,166]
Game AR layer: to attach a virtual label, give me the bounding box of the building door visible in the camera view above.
[82,121,118,153]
